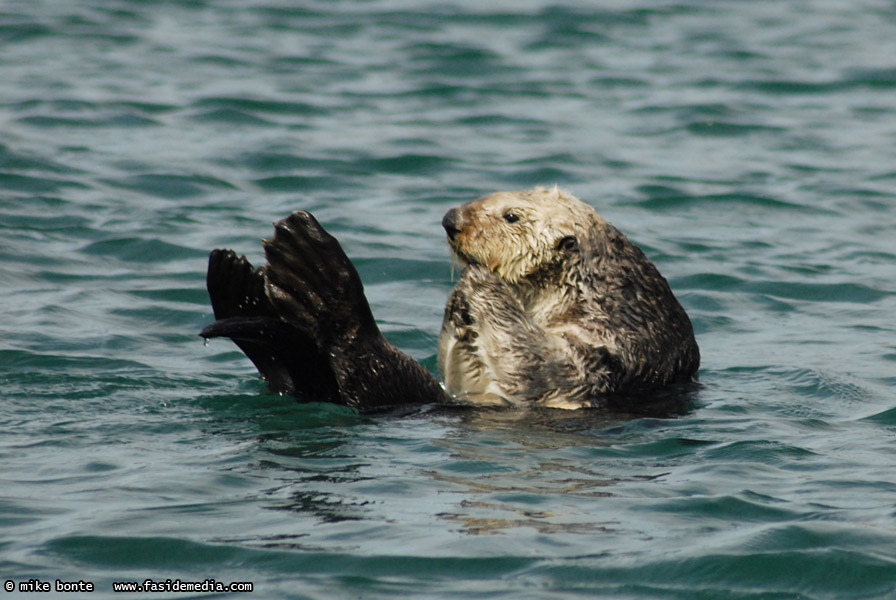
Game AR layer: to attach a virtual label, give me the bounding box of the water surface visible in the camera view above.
[2,1,895,598]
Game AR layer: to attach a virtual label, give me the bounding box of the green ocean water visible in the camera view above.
[2,1,896,598]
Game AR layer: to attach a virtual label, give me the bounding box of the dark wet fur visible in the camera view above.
[201,248,341,403]
[201,211,448,410]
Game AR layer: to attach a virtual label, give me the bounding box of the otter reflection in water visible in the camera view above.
[200,187,699,410]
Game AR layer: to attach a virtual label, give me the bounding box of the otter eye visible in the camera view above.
[503,212,520,224]
[558,235,578,252]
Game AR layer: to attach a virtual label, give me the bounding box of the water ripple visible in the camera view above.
[3,1,896,598]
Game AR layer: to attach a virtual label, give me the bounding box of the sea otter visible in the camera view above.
[438,186,699,409]
[200,186,699,410]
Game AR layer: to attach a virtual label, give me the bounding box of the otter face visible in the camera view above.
[442,186,598,283]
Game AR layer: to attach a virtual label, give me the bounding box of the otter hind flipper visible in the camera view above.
[206,249,271,321]
[260,211,448,409]
[202,248,340,402]
[262,211,376,347]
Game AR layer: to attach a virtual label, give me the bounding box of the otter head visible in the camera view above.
[442,186,602,283]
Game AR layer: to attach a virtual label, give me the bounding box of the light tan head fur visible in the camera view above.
[444,186,604,283]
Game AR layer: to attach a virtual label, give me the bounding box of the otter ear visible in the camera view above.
[557,235,578,252]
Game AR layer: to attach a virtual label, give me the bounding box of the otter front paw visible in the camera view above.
[457,265,520,321]
[262,211,377,349]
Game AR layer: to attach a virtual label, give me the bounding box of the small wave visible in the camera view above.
[542,545,896,598]
[253,175,347,193]
[634,187,817,212]
[0,143,84,174]
[357,153,452,175]
[859,405,896,426]
[644,491,798,523]
[100,173,238,199]
[740,68,896,95]
[701,439,817,465]
[45,535,244,569]
[0,172,88,194]
[189,108,273,126]
[192,96,324,116]
[747,280,889,304]
[16,113,159,128]
[81,237,206,263]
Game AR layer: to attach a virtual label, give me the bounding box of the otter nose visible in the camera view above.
[442,208,461,241]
